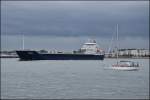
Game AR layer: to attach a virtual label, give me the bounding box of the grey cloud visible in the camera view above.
[1,1,149,38]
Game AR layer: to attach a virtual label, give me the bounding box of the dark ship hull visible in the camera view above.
[16,51,104,60]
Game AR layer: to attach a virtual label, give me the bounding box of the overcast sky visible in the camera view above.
[1,1,149,51]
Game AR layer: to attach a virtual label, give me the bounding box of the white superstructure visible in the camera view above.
[80,39,104,54]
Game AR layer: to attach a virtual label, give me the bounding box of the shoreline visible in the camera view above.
[0,55,18,58]
[0,56,149,59]
[105,57,149,59]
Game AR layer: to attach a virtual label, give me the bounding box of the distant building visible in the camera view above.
[106,48,149,58]
[138,49,149,56]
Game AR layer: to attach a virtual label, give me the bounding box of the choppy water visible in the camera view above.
[1,58,149,99]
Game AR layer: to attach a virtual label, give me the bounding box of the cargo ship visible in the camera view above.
[16,39,105,60]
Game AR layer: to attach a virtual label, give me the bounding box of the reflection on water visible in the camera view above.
[1,58,149,99]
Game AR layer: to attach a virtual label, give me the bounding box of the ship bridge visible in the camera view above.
[80,39,104,54]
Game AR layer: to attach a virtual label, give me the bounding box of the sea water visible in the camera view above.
[1,58,149,99]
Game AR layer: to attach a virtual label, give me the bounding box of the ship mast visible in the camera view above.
[22,34,24,50]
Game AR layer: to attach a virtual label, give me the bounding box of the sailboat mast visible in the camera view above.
[116,24,119,62]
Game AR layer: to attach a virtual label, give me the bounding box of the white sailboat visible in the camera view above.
[110,24,139,71]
